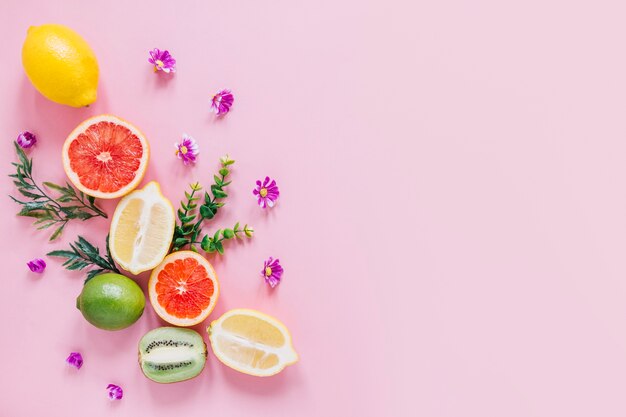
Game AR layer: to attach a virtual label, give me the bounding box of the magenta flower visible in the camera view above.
[253,176,280,208]
[148,48,176,73]
[66,352,83,369]
[262,257,283,288]
[17,131,37,149]
[175,134,199,165]
[27,258,46,273]
[210,89,234,115]
[106,384,123,401]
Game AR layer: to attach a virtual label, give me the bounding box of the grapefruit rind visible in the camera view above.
[109,181,175,275]
[207,309,298,377]
[148,251,220,327]
[62,114,149,199]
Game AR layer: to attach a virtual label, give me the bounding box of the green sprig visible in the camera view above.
[200,222,254,254]
[47,235,120,283]
[171,155,253,254]
[9,142,107,240]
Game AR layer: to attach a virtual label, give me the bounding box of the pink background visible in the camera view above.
[3,0,626,416]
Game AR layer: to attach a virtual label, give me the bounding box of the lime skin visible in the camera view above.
[76,273,145,331]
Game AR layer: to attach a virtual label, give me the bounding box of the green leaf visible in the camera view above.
[36,221,57,230]
[47,250,77,258]
[181,215,196,224]
[213,229,221,241]
[174,237,190,247]
[223,228,234,239]
[219,168,229,177]
[200,205,215,219]
[17,189,43,199]
[200,235,211,251]
[43,182,68,193]
[49,223,66,241]
[212,189,227,199]
[14,142,30,173]
[215,241,224,254]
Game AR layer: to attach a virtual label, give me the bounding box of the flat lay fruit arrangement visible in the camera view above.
[13,23,295,398]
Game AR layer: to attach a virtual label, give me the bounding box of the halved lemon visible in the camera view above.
[208,309,298,377]
[149,251,219,327]
[62,114,149,199]
[109,181,175,274]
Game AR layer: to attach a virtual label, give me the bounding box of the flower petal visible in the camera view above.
[66,352,83,369]
[106,384,123,401]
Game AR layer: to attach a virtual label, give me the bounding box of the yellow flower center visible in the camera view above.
[260,187,268,197]
[265,267,273,277]
[180,145,188,155]
[156,59,164,68]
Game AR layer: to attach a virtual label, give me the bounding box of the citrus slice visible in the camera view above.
[109,181,175,275]
[149,251,219,326]
[62,114,149,199]
[207,309,298,377]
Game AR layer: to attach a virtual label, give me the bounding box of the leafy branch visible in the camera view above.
[47,235,120,283]
[171,155,253,254]
[9,142,107,240]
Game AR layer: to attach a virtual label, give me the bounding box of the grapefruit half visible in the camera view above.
[62,114,149,199]
[149,251,219,326]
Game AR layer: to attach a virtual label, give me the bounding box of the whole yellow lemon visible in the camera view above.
[22,24,99,107]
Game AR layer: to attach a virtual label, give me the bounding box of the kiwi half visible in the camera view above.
[138,327,207,383]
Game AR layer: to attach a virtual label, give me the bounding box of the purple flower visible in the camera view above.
[27,258,46,273]
[175,134,199,165]
[148,48,176,73]
[17,131,37,149]
[66,352,83,369]
[262,257,283,288]
[106,384,123,401]
[210,89,234,115]
[253,176,280,208]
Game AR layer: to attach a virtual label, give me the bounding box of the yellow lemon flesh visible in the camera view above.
[22,24,99,107]
[208,309,298,377]
[109,182,175,275]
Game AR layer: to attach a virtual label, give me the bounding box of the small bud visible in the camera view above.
[17,131,37,149]
[220,155,235,166]
[243,225,254,238]
[223,229,234,239]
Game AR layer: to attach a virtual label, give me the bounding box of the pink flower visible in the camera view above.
[16,131,37,149]
[27,258,46,273]
[106,384,123,401]
[262,257,283,288]
[148,48,176,73]
[66,352,83,369]
[210,89,234,115]
[175,134,199,165]
[253,177,280,208]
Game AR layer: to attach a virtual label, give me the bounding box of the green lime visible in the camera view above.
[76,273,145,331]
